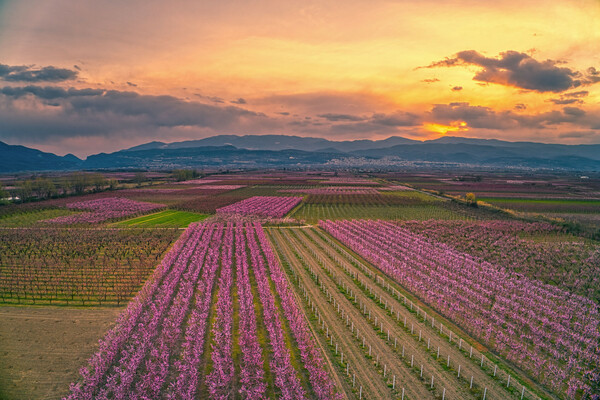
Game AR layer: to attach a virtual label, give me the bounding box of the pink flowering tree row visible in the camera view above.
[65,220,338,399]
[216,196,302,218]
[320,219,600,399]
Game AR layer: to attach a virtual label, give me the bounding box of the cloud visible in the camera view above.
[547,90,588,105]
[370,111,419,127]
[422,50,600,93]
[195,94,225,103]
[422,78,439,83]
[451,86,462,91]
[126,81,137,87]
[564,91,589,98]
[514,103,527,110]
[548,98,582,105]
[0,85,104,99]
[231,97,247,104]
[0,63,78,82]
[0,85,270,145]
[317,113,365,122]
[428,102,596,131]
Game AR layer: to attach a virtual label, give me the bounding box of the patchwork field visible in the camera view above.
[1,171,598,400]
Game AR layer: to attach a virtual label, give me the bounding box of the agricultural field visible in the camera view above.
[0,170,598,399]
[0,306,122,400]
[217,196,303,218]
[65,222,341,400]
[267,226,548,400]
[478,197,600,214]
[292,203,466,223]
[115,209,209,227]
[0,227,179,305]
[320,220,599,398]
[0,208,76,227]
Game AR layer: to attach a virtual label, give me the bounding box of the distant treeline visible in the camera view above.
[0,169,202,203]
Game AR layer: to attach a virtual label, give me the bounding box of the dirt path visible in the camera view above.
[0,306,123,400]
[303,227,534,400]
[266,231,350,400]
[274,228,437,400]
[270,228,395,400]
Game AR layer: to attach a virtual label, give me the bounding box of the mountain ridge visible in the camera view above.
[2,135,600,172]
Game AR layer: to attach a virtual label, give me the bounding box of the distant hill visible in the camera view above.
[122,134,420,153]
[84,145,342,170]
[0,141,82,172]
[2,135,600,172]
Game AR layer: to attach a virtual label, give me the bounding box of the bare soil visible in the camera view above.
[0,306,122,400]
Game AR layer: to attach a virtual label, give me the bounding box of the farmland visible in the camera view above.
[115,210,209,227]
[292,203,466,223]
[65,222,340,400]
[321,220,599,398]
[0,170,598,399]
[0,227,179,306]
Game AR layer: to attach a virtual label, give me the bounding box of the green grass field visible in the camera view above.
[115,210,209,227]
[479,197,600,213]
[291,203,466,223]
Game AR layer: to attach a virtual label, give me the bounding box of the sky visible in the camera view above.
[0,0,599,157]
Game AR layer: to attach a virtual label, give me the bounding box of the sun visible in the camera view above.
[423,121,468,135]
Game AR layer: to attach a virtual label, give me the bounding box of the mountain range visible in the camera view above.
[2,134,600,172]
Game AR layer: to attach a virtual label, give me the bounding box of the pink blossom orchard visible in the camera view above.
[320,219,600,398]
[45,197,164,224]
[66,221,338,400]
[216,196,302,218]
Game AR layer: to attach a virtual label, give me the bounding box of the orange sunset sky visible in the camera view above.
[0,0,599,157]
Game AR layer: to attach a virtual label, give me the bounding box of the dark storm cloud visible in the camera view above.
[317,113,365,121]
[0,63,78,82]
[422,50,600,93]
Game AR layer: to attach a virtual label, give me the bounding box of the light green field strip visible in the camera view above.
[292,203,466,223]
[115,210,209,227]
